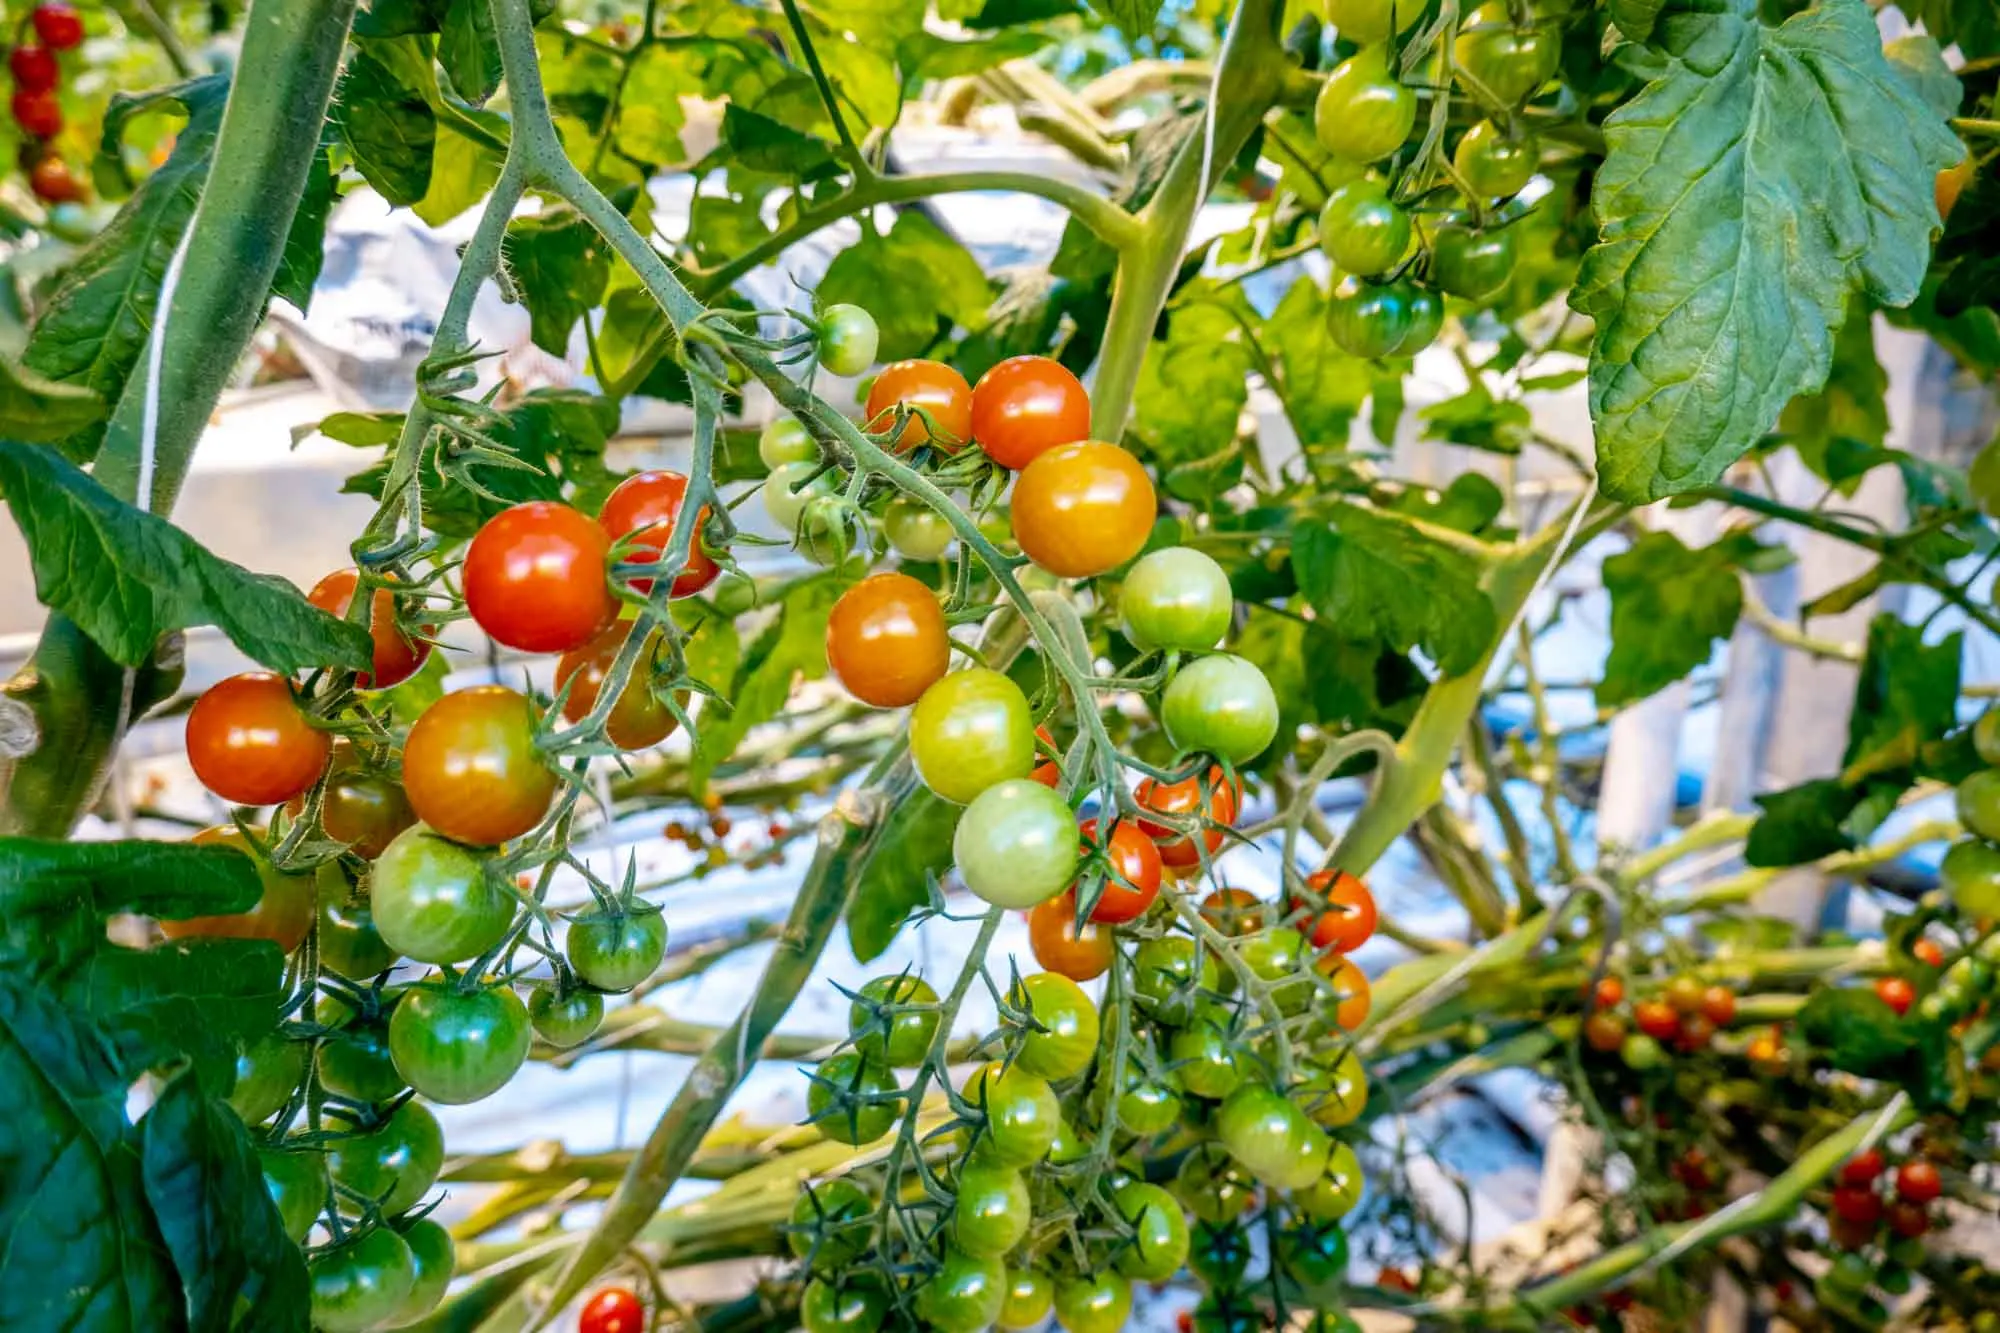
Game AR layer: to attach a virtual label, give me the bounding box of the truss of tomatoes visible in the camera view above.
[8,3,85,203]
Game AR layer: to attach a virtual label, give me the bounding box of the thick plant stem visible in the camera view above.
[0,0,358,838]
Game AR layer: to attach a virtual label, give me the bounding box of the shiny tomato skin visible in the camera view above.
[971,355,1092,470]
[1011,441,1156,579]
[309,1228,415,1333]
[1454,2,1559,106]
[388,981,532,1105]
[370,823,514,964]
[1009,971,1099,1080]
[555,623,683,750]
[826,572,951,708]
[909,668,1035,805]
[306,766,416,861]
[579,1286,645,1333]
[1162,653,1280,764]
[9,46,57,93]
[865,358,973,452]
[32,2,84,50]
[599,469,720,597]
[401,686,558,847]
[1298,868,1377,953]
[1053,1272,1131,1333]
[1315,952,1372,1030]
[1119,546,1233,652]
[884,496,954,561]
[1896,1159,1942,1205]
[956,779,1080,911]
[1313,44,1415,163]
[186,672,330,807]
[1200,887,1265,935]
[1454,119,1536,198]
[818,304,880,377]
[1135,766,1241,870]
[308,568,430,689]
[1633,998,1682,1043]
[28,153,80,202]
[326,1099,443,1215]
[463,501,617,653]
[164,826,317,952]
[1029,891,1113,981]
[1077,817,1162,923]
[11,88,60,137]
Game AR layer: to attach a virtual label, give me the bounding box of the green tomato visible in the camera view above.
[966,1061,1061,1167]
[819,303,881,377]
[1326,275,1438,360]
[388,981,532,1105]
[1217,1083,1326,1188]
[884,497,955,562]
[388,1217,455,1327]
[1187,1217,1254,1286]
[808,1050,904,1145]
[801,1276,888,1333]
[1237,926,1314,1014]
[1976,710,2000,767]
[850,973,940,1067]
[310,1227,416,1333]
[1053,1272,1131,1333]
[1454,2,1560,106]
[316,1001,407,1105]
[1113,1181,1190,1280]
[1318,177,1411,278]
[1120,546,1234,652]
[1276,1221,1349,1298]
[1297,1047,1368,1129]
[1958,768,2000,842]
[1134,936,1220,1026]
[1429,223,1517,300]
[260,1146,324,1243]
[327,1100,443,1216]
[1314,45,1416,163]
[789,1178,874,1267]
[1298,1140,1366,1221]
[528,982,604,1049]
[230,1032,307,1125]
[919,1249,1008,1333]
[1324,0,1423,43]
[998,1268,1054,1330]
[953,1159,1032,1258]
[1047,1113,1089,1165]
[1175,1143,1256,1223]
[764,460,835,532]
[1010,971,1100,1081]
[1620,1031,1665,1071]
[760,417,819,469]
[1103,1058,1182,1137]
[1170,1015,1246,1099]
[955,779,1080,910]
[371,825,514,966]
[911,667,1037,805]
[566,906,667,993]
[1942,838,2000,919]
[319,881,399,980]
[1453,120,1537,199]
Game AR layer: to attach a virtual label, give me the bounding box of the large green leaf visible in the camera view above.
[1257,281,1371,450]
[847,788,958,961]
[1596,531,1747,707]
[0,352,106,444]
[336,39,439,205]
[1573,0,1960,503]
[0,439,372,673]
[507,205,611,355]
[1841,615,1960,785]
[0,838,264,969]
[818,213,990,361]
[1131,304,1252,470]
[1777,302,1888,487]
[1290,505,1496,676]
[439,0,501,103]
[692,576,842,794]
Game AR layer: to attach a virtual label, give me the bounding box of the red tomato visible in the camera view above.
[1698,984,1736,1026]
[1887,1198,1930,1238]
[1316,952,1371,1030]
[32,3,84,50]
[1199,886,1265,935]
[1029,891,1113,981]
[163,826,316,953]
[1874,976,1915,1017]
[464,501,617,653]
[555,623,684,750]
[308,568,431,689]
[1076,817,1162,924]
[1913,938,1945,968]
[1010,441,1156,579]
[1895,1159,1942,1205]
[12,88,60,137]
[9,46,57,93]
[1590,976,1625,1011]
[1830,1184,1881,1225]
[1632,999,1682,1043]
[1839,1149,1884,1187]
[27,153,80,202]
[578,1286,644,1333]
[599,470,719,598]
[970,355,1091,470]
[186,672,330,807]
[401,686,558,847]
[864,359,972,452]
[825,572,950,708]
[1296,868,1376,953]
[1031,724,1060,788]
[1582,1012,1626,1053]
[1135,766,1240,870]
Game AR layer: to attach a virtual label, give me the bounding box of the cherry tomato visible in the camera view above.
[1200,887,1265,935]
[370,823,513,963]
[1135,766,1241,870]
[1132,935,1220,1025]
[883,496,953,561]
[391,1217,455,1326]
[1887,1198,1930,1239]
[1326,274,1442,359]
[1297,868,1377,953]
[462,501,616,653]
[11,88,59,137]
[32,2,84,50]
[956,778,1079,910]
[965,1060,1060,1167]
[9,45,57,92]
[999,1268,1053,1330]
[1913,937,1946,968]
[1896,1159,1942,1204]
[1277,1220,1349,1298]
[388,980,532,1104]
[1028,891,1113,980]
[566,907,667,992]
[308,568,431,689]
[1077,816,1162,923]
[259,1146,322,1242]
[600,469,720,598]
[326,1100,443,1215]
[1217,1083,1326,1188]
[1942,837,2000,918]
[1454,3,1559,106]
[807,1050,903,1145]
[759,417,817,469]
[909,667,1035,804]
[186,671,330,807]
[28,153,80,202]
[1313,45,1415,163]
[1315,951,1372,1030]
[1583,1011,1627,1053]
[579,1286,645,1333]
[528,981,603,1048]
[309,1227,415,1333]
[1299,1140,1366,1221]
[316,993,405,1104]
[1664,975,1706,1016]
[865,358,972,451]
[826,571,950,708]
[302,763,416,861]
[1053,1272,1131,1333]
[1633,998,1682,1042]
[763,460,833,533]
[819,303,880,377]
[919,1249,1007,1333]
[970,355,1091,470]
[1675,1012,1717,1052]
[1454,119,1536,198]
[1301,1048,1369,1130]
[849,972,940,1067]
[789,1178,873,1267]
[164,826,317,952]
[801,1276,887,1333]
[229,1033,307,1125]
[1169,1015,1246,1099]
[401,685,557,846]
[1430,223,1516,300]
[1831,1183,1882,1224]
[951,1160,1031,1259]
[1319,177,1410,277]
[1011,440,1156,578]
[1591,976,1625,1010]
[1031,723,1061,787]
[1009,971,1098,1080]
[1840,1148,1885,1187]
[312,876,398,981]
[1324,0,1423,43]
[1958,767,2000,843]
[1120,545,1232,651]
[556,623,684,750]
[1112,1181,1190,1281]
[1175,1143,1256,1224]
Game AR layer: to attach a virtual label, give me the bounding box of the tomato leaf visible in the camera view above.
[1743,778,1863,867]
[1258,281,1370,451]
[1796,985,1958,1110]
[818,212,991,361]
[691,576,841,795]
[0,838,263,959]
[439,0,502,104]
[847,787,959,962]
[271,146,338,313]
[335,38,439,206]
[354,0,450,37]
[507,205,611,355]
[0,351,106,444]
[1596,530,1748,707]
[1901,0,2000,60]
[1572,0,1960,503]
[1290,504,1496,676]
[1842,615,1961,785]
[718,104,841,182]
[0,439,373,673]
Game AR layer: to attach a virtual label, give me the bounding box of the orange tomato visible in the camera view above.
[825,572,951,708]
[1010,441,1156,579]
[185,672,330,807]
[1029,891,1114,981]
[308,568,432,690]
[1295,869,1377,954]
[864,359,972,452]
[1134,766,1241,870]
[970,355,1092,469]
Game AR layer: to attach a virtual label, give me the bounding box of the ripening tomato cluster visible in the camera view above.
[9,3,84,203]
[1826,1147,1941,1253]
[1578,972,1738,1070]
[1310,0,1556,358]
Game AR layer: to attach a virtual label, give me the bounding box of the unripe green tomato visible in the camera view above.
[763,460,832,532]
[1176,1143,1256,1223]
[259,1146,324,1243]
[325,1100,444,1216]
[952,1160,1032,1258]
[1429,223,1517,300]
[910,667,1036,805]
[1453,2,1561,106]
[319,879,399,980]
[1133,935,1220,1025]
[1620,1031,1665,1070]
[1010,970,1100,1080]
[789,1177,874,1266]
[998,1268,1054,1330]
[1115,1065,1183,1136]
[1323,0,1423,44]
[528,982,603,1048]
[1941,838,2000,919]
[808,1050,903,1145]
[818,303,880,377]
[1297,1139,1366,1220]
[1453,119,1537,198]
[965,1060,1061,1166]
[801,1276,888,1333]
[759,417,818,469]
[918,1249,1008,1333]
[1053,1271,1131,1333]
[315,999,406,1105]
[1187,1217,1254,1286]
[1170,1016,1247,1099]
[1163,653,1281,765]
[388,982,532,1105]
[1318,177,1411,278]
[850,973,940,1066]
[391,1217,456,1326]
[1958,768,2000,842]
[1237,925,1314,1014]
[955,778,1080,910]
[1327,275,1437,359]
[1112,1181,1191,1280]
[230,1032,308,1125]
[1120,546,1233,652]
[1298,1047,1369,1128]
[309,1227,415,1333]
[566,907,667,993]
[1314,45,1417,164]
[884,496,955,562]
[371,825,514,966]
[1976,710,2000,767]
[1216,1083,1325,1188]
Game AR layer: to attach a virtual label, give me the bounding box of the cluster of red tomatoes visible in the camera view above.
[9,2,83,202]
[1579,973,1739,1069]
[1310,0,1551,357]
